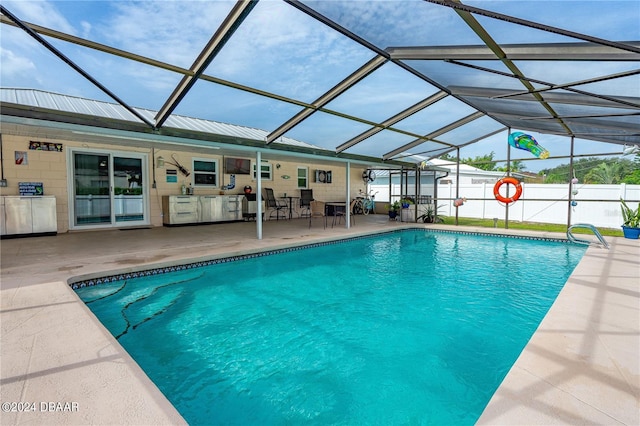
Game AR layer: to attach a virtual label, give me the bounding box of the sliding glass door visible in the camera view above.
[70,149,148,228]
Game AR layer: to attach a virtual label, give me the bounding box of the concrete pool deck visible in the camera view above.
[1,216,638,425]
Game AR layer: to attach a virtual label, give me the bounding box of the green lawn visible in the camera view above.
[437,216,624,237]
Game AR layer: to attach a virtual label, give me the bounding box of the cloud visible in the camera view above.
[2,0,75,34]
[80,21,92,39]
[205,1,373,100]
[306,0,460,47]
[0,47,36,77]
[99,1,234,67]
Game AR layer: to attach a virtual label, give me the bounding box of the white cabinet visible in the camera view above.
[199,195,241,222]
[162,196,199,225]
[1,196,57,237]
[162,195,242,225]
[199,195,222,222]
[0,197,5,236]
[401,205,416,222]
[221,195,241,222]
[31,197,58,233]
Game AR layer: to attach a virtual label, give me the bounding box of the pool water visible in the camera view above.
[76,230,586,425]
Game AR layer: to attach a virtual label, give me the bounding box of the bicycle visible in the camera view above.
[352,190,377,215]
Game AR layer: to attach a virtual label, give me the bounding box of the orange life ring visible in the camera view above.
[493,177,522,204]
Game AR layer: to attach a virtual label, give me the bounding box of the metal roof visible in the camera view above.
[0,88,318,148]
[1,0,638,167]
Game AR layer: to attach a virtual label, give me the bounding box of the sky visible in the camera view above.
[1,0,638,173]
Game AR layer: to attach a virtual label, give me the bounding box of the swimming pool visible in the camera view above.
[75,229,586,425]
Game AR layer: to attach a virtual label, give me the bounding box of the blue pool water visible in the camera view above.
[76,230,586,425]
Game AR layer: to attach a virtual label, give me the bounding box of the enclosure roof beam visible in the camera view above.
[383,111,485,160]
[154,0,257,128]
[335,91,448,153]
[387,42,640,61]
[423,0,640,54]
[266,55,387,144]
[0,5,155,129]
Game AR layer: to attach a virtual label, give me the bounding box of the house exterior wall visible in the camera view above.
[0,133,365,233]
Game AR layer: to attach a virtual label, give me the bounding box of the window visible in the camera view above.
[297,166,308,188]
[192,158,218,187]
[252,161,272,181]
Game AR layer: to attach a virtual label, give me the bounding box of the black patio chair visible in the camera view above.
[299,189,313,217]
[264,188,287,220]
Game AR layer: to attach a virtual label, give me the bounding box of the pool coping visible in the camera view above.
[1,221,638,425]
[69,227,573,290]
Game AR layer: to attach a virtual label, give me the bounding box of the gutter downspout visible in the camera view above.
[0,134,6,187]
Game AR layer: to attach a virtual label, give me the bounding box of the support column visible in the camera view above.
[567,136,575,228]
[345,162,351,228]
[256,151,262,240]
[455,147,460,225]
[505,131,511,229]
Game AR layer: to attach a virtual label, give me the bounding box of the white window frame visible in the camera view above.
[297,166,309,188]
[252,161,273,181]
[192,157,219,187]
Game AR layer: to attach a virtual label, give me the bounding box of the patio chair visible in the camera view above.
[299,189,313,217]
[264,188,287,220]
[333,199,357,227]
[309,200,326,229]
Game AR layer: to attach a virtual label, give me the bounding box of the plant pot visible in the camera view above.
[621,226,640,239]
[388,211,398,219]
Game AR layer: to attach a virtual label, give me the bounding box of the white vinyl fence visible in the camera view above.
[371,183,640,229]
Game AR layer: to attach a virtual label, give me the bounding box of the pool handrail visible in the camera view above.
[567,223,609,249]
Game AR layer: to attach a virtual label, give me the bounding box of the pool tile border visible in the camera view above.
[70,228,570,290]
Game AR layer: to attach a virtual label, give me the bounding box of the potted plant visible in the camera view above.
[620,198,640,239]
[400,197,414,208]
[417,205,435,223]
[388,201,400,219]
[417,204,445,223]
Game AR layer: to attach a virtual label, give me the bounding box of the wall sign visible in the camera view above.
[29,141,63,151]
[19,182,44,196]
[166,169,178,183]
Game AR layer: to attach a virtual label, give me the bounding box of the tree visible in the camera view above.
[439,152,497,171]
[543,173,567,184]
[623,169,640,184]
[584,162,624,184]
[497,160,526,172]
[622,153,640,184]
[539,157,637,184]
[441,152,639,183]
[468,152,497,171]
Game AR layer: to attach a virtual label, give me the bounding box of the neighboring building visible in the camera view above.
[428,158,527,185]
[369,158,525,205]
